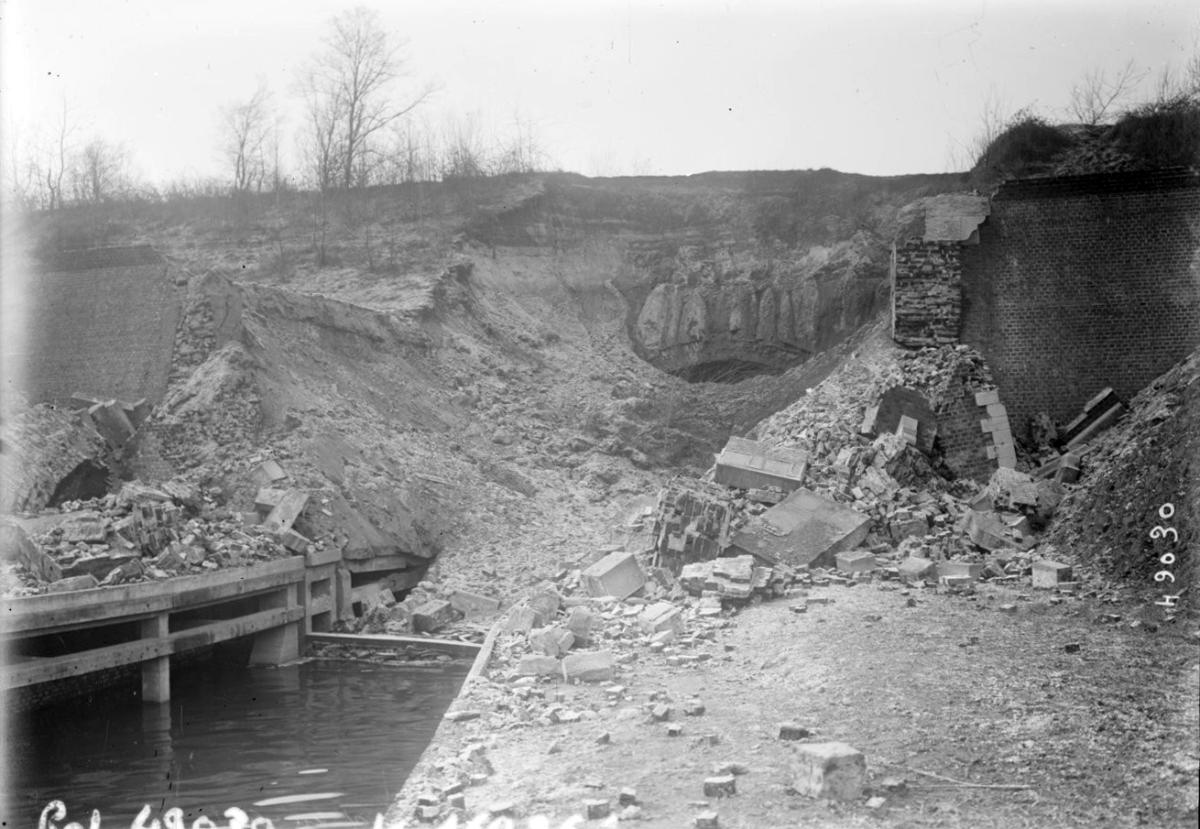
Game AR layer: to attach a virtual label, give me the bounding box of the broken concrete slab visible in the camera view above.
[59,511,108,544]
[793,742,866,801]
[61,551,138,580]
[562,650,615,682]
[729,488,870,568]
[254,487,287,513]
[44,573,101,593]
[581,550,646,599]
[251,459,288,488]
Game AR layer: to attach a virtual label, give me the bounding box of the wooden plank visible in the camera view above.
[2,606,305,689]
[1,557,305,635]
[307,631,481,657]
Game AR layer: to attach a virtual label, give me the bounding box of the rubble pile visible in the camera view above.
[1046,346,1199,599]
[0,480,300,595]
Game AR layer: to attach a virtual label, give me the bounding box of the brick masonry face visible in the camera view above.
[958,184,1200,436]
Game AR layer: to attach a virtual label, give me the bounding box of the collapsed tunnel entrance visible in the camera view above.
[47,459,111,507]
[672,358,786,384]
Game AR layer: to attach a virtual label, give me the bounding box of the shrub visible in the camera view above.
[970,115,1076,188]
[1109,96,1200,170]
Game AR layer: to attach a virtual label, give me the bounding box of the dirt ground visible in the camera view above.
[392,581,1199,828]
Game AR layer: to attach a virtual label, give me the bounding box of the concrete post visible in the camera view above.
[249,584,301,666]
[141,612,170,703]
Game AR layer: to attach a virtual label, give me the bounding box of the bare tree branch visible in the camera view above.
[1069,60,1144,125]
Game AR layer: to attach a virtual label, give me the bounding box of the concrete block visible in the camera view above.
[936,561,984,581]
[262,490,309,533]
[278,528,310,554]
[974,389,1000,407]
[412,599,456,633]
[1032,560,1073,589]
[581,550,646,599]
[450,589,502,618]
[703,775,737,798]
[639,601,684,634]
[793,742,866,801]
[834,550,878,574]
[561,650,615,682]
[252,459,288,488]
[516,654,561,676]
[898,556,935,580]
[779,722,813,740]
[254,487,287,513]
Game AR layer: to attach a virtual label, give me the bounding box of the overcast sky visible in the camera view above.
[1,0,1196,185]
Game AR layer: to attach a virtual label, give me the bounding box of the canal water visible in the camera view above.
[15,656,467,828]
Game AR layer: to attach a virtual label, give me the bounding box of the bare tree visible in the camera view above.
[969,86,1009,166]
[71,137,130,203]
[221,83,272,193]
[1068,60,1144,125]
[300,6,433,190]
[35,97,77,211]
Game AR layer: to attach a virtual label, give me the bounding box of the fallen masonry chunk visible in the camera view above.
[703,775,737,798]
[254,487,286,513]
[1032,559,1072,589]
[450,589,502,618]
[835,550,878,574]
[936,561,984,581]
[596,732,612,745]
[412,599,455,633]
[581,550,646,599]
[729,488,871,568]
[45,574,100,593]
[503,605,538,633]
[516,655,561,676]
[529,625,576,657]
[446,794,466,810]
[867,796,887,809]
[779,723,812,741]
[651,703,673,721]
[562,650,616,682]
[898,556,936,581]
[640,601,684,635]
[619,788,638,806]
[684,700,706,716]
[584,800,610,820]
[793,742,865,801]
[650,628,677,646]
[278,527,310,554]
[714,436,808,493]
[565,605,595,643]
[262,489,309,533]
[695,810,719,829]
[667,724,684,736]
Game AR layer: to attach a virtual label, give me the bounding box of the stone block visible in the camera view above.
[529,587,562,626]
[262,490,309,533]
[255,487,287,513]
[503,605,538,633]
[793,742,866,801]
[305,545,341,568]
[561,650,615,682]
[639,601,684,634]
[898,556,935,581]
[974,389,1000,407]
[412,599,456,633]
[581,550,646,599]
[703,775,737,798]
[1032,560,1072,589]
[516,654,561,676]
[450,589,502,618]
[936,561,984,581]
[778,722,813,740]
[252,459,288,488]
[834,550,878,574]
[565,606,595,643]
[278,528,310,554]
[729,488,871,568]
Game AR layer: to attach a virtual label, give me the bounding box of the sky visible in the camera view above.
[1,0,1197,186]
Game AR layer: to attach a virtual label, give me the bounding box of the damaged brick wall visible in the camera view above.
[15,246,183,406]
[890,241,963,347]
[960,169,1200,434]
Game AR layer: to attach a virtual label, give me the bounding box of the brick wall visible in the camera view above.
[891,241,963,347]
[960,170,1200,437]
[14,247,182,406]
